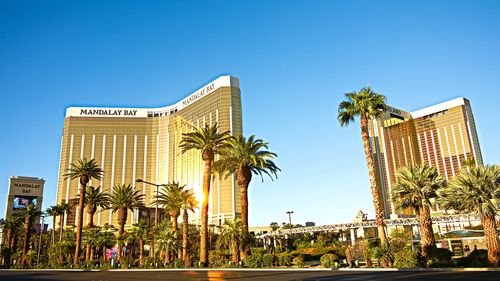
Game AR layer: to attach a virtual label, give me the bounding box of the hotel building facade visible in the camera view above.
[368,97,482,218]
[56,76,242,228]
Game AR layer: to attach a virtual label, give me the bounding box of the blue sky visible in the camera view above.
[1,0,499,227]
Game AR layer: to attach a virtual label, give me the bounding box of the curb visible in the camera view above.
[339,268,500,272]
[0,268,333,272]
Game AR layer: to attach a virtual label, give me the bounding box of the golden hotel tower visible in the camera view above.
[56,76,242,228]
[368,97,482,218]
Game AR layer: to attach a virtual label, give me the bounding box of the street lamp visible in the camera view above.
[136,179,164,225]
[286,211,294,231]
[37,215,47,266]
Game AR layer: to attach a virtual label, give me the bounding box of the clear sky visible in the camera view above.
[1,0,499,227]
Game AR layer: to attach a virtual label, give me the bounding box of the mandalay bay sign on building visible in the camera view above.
[56,76,243,229]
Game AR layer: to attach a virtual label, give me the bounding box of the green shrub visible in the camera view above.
[209,253,228,268]
[276,253,292,266]
[173,259,183,268]
[320,253,338,268]
[243,254,263,268]
[262,254,275,267]
[292,255,305,267]
[393,247,422,268]
[251,248,267,256]
[427,247,453,267]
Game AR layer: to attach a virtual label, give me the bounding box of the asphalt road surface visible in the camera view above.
[0,270,498,281]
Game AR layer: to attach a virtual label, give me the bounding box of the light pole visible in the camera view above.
[136,179,166,268]
[286,211,293,231]
[37,215,46,266]
[136,179,164,225]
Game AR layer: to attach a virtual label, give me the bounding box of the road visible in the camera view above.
[0,270,498,281]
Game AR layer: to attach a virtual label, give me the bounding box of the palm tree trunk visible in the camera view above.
[417,207,435,259]
[139,238,144,267]
[182,209,189,267]
[237,168,252,259]
[117,208,127,262]
[74,184,86,265]
[90,246,94,261]
[200,158,212,267]
[360,115,387,244]
[59,213,65,242]
[481,214,500,266]
[21,217,31,266]
[232,241,240,264]
[51,216,56,245]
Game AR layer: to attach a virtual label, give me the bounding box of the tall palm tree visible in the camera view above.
[20,204,42,265]
[109,184,145,262]
[392,164,446,259]
[64,157,104,265]
[179,188,197,267]
[156,182,184,233]
[338,87,388,244]
[0,216,22,266]
[218,218,242,265]
[129,219,151,267]
[82,186,110,261]
[45,205,60,245]
[438,164,500,266]
[57,202,71,242]
[214,134,280,257]
[179,123,231,267]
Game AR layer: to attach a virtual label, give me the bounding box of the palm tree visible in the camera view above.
[57,203,71,242]
[109,184,145,262]
[0,217,22,266]
[129,219,151,267]
[392,164,446,259]
[438,164,500,266]
[179,123,231,267]
[46,205,60,245]
[155,221,177,265]
[20,204,42,265]
[84,186,110,228]
[64,157,104,265]
[338,87,388,244]
[179,188,197,267]
[156,182,184,233]
[214,134,280,257]
[82,226,101,261]
[97,224,116,262]
[82,186,109,261]
[218,218,242,265]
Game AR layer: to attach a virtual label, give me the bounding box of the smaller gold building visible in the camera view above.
[368,97,482,217]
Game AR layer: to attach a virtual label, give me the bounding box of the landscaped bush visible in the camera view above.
[262,254,276,267]
[320,253,338,268]
[276,253,292,266]
[209,252,228,268]
[393,247,423,268]
[292,255,305,267]
[427,247,453,267]
[173,259,184,268]
[243,254,263,268]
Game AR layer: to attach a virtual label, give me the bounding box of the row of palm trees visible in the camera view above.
[34,124,279,267]
[338,87,500,266]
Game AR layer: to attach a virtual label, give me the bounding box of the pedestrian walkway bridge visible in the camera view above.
[257,213,487,239]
